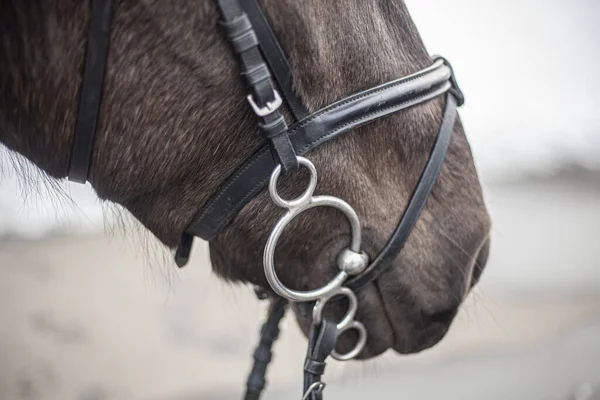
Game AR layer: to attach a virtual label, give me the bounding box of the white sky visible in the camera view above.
[407,0,600,178]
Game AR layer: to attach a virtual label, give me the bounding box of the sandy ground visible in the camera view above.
[0,171,599,400]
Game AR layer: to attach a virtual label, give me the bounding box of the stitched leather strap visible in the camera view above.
[244,299,287,400]
[303,320,337,400]
[240,0,309,121]
[68,0,114,183]
[184,59,451,242]
[216,0,299,174]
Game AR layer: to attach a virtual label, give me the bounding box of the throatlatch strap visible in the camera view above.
[68,0,114,183]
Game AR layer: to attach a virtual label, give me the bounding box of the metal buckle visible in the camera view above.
[247,90,282,117]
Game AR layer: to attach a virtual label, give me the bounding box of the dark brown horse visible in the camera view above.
[0,0,491,359]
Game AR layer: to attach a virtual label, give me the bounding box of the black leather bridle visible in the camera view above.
[68,1,464,399]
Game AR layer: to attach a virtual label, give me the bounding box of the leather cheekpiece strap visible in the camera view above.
[243,64,271,86]
[230,30,259,54]
[216,0,299,174]
[240,0,309,121]
[220,13,259,54]
[260,114,298,174]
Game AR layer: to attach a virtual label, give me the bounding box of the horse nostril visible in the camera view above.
[423,306,458,324]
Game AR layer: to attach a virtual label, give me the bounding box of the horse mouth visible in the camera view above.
[329,284,458,359]
[305,236,491,359]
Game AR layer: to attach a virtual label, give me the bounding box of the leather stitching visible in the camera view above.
[298,84,450,154]
[189,147,271,232]
[287,63,448,136]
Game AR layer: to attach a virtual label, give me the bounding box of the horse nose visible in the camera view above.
[422,305,459,325]
[468,236,491,289]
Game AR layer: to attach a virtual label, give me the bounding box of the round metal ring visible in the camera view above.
[312,287,358,331]
[301,382,326,400]
[331,321,368,361]
[269,156,317,209]
[263,195,363,302]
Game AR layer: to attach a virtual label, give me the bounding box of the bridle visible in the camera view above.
[67,1,464,399]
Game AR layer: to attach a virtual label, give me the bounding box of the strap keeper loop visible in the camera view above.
[242,64,272,87]
[304,359,326,375]
[434,55,465,106]
[231,30,259,53]
[259,115,287,139]
[219,13,253,38]
[260,115,298,174]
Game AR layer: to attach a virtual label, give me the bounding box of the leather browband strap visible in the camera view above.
[184,59,452,242]
[68,0,114,184]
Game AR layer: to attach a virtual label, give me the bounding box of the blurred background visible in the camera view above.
[1,0,599,399]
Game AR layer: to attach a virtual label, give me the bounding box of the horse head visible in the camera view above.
[0,0,491,359]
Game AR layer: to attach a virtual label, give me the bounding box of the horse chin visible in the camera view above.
[392,321,452,355]
[290,237,491,360]
[290,284,456,360]
[340,290,458,359]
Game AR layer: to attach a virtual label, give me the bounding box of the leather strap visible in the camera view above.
[184,59,452,242]
[241,0,309,121]
[216,0,299,174]
[302,320,337,400]
[68,0,114,183]
[244,299,287,400]
[346,91,458,290]
[242,0,309,121]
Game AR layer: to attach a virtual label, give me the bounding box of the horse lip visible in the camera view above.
[393,321,451,355]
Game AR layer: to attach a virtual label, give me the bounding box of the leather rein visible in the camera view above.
[67,1,464,399]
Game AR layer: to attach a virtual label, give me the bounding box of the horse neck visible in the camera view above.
[0,1,88,177]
